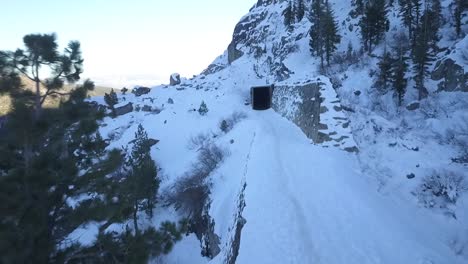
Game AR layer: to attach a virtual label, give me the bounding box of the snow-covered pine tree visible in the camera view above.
[412,2,439,100]
[360,0,389,53]
[104,88,118,109]
[323,1,341,66]
[309,0,325,67]
[125,124,159,233]
[375,49,394,92]
[198,101,209,116]
[351,0,366,17]
[296,0,306,22]
[391,32,409,106]
[283,1,294,29]
[398,0,418,42]
[454,0,466,37]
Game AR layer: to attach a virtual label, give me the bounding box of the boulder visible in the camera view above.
[431,58,467,92]
[114,103,133,116]
[227,42,244,64]
[170,73,181,86]
[132,86,151,97]
[141,105,152,112]
[167,98,174,104]
[147,138,160,147]
[406,101,420,111]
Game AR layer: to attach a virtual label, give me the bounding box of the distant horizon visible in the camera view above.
[0,0,256,88]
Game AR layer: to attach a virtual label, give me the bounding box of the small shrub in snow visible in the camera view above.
[187,133,213,150]
[198,101,209,116]
[104,89,118,109]
[167,143,228,217]
[417,170,467,207]
[219,111,247,133]
[220,120,229,133]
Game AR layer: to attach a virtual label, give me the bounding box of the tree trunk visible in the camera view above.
[34,64,42,120]
[133,200,139,234]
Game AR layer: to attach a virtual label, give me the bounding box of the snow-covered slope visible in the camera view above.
[88,0,467,263]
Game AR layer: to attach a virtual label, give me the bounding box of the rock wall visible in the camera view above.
[272,83,322,142]
[271,82,358,152]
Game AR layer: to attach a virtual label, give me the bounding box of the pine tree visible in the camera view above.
[360,0,389,52]
[454,0,466,37]
[323,1,341,66]
[198,101,209,116]
[283,1,294,29]
[296,0,306,22]
[393,58,408,106]
[425,0,442,51]
[0,33,83,119]
[412,8,434,100]
[125,124,159,233]
[352,0,366,17]
[391,32,409,106]
[0,80,122,263]
[104,88,119,110]
[309,0,326,67]
[375,50,394,91]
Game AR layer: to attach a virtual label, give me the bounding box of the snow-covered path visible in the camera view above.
[236,110,461,264]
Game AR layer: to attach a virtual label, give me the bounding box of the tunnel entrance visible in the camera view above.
[251,85,274,110]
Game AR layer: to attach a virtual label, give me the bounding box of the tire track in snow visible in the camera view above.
[262,113,320,263]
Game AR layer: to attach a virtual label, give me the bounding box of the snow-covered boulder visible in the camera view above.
[114,102,133,116]
[170,73,181,86]
[132,86,151,96]
[432,58,467,92]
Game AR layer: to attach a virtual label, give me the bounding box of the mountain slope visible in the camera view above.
[85,0,468,263]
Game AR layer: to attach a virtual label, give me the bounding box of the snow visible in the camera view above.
[152,234,208,264]
[233,110,461,263]
[60,222,101,249]
[80,0,468,262]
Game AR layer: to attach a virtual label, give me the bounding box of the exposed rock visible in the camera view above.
[320,106,329,114]
[227,42,244,64]
[170,73,181,86]
[167,98,174,104]
[114,103,133,116]
[272,83,322,142]
[132,86,151,97]
[201,64,226,76]
[87,101,107,113]
[344,146,359,153]
[141,105,152,112]
[333,105,343,112]
[406,101,420,111]
[341,105,355,113]
[147,138,160,147]
[432,58,467,92]
[225,183,247,264]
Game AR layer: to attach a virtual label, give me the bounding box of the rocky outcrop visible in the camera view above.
[201,63,226,76]
[114,102,133,116]
[132,86,151,97]
[271,81,357,152]
[406,101,420,111]
[272,83,322,142]
[432,58,467,92]
[228,42,244,64]
[141,105,152,112]
[170,73,181,86]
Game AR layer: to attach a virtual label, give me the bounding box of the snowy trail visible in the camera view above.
[236,110,461,264]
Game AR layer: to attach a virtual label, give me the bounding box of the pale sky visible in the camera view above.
[0,0,256,87]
